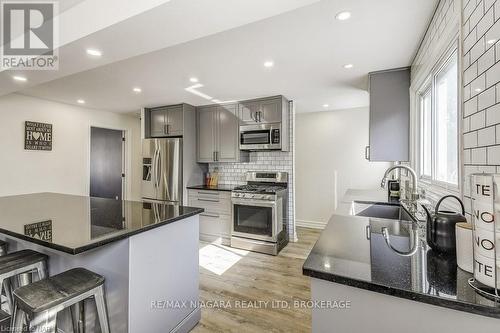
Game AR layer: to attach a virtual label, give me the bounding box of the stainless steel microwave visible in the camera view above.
[239,123,282,151]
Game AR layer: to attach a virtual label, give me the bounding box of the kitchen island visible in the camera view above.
[0,193,203,333]
[303,193,500,332]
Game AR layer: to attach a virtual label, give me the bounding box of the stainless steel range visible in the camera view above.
[231,171,288,255]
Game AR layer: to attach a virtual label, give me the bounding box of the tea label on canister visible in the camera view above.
[471,174,499,289]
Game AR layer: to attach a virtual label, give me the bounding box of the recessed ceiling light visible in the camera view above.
[12,75,27,82]
[323,104,329,108]
[77,99,85,104]
[264,60,274,68]
[335,11,351,21]
[86,49,102,57]
[343,64,354,69]
[133,87,142,93]
[487,39,497,45]
[189,77,199,83]
[474,88,482,92]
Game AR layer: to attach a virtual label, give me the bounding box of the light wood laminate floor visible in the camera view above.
[193,227,321,333]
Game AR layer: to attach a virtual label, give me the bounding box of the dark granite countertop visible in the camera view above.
[0,193,203,255]
[303,212,500,319]
[186,184,235,192]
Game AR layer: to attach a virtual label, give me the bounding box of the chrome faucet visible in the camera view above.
[381,165,419,201]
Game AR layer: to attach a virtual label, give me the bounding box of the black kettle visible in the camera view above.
[422,195,467,254]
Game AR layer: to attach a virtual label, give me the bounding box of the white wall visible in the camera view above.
[295,107,391,227]
[0,94,142,199]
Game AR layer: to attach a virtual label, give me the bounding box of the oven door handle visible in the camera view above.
[231,199,276,207]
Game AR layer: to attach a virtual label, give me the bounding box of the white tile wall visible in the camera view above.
[208,105,296,240]
[463,0,500,216]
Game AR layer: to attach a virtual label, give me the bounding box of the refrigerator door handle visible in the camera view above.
[153,144,160,188]
[156,148,162,189]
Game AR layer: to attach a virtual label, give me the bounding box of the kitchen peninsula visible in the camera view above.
[303,192,500,332]
[0,193,203,332]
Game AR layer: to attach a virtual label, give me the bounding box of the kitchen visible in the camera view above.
[0,0,499,332]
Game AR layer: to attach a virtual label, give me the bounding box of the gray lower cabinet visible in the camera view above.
[367,67,410,162]
[188,189,232,245]
[149,105,184,137]
[238,96,282,125]
[197,104,246,163]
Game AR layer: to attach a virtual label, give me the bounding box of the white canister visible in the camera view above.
[456,222,473,273]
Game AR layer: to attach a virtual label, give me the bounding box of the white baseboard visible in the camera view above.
[296,219,327,229]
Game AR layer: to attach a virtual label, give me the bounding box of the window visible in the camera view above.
[418,49,459,187]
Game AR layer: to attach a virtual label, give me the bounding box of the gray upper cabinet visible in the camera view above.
[197,104,247,163]
[238,102,259,125]
[260,98,282,123]
[368,67,410,162]
[216,104,240,162]
[166,106,184,136]
[238,97,282,125]
[150,108,168,137]
[149,105,184,137]
[197,106,217,163]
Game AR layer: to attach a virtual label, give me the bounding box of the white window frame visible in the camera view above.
[416,42,460,193]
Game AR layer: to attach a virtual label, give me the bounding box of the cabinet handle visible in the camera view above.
[166,124,170,134]
[164,124,168,134]
[201,213,220,218]
[198,198,220,203]
[216,151,219,161]
[213,151,216,162]
[365,146,370,160]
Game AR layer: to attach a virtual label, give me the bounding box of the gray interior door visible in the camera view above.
[90,127,124,200]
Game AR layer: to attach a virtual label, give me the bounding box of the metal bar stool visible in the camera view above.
[12,267,110,333]
[0,250,48,315]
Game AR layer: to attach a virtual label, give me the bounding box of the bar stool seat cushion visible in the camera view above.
[13,268,104,315]
[0,250,47,275]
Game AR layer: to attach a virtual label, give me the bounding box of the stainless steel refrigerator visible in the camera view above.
[141,138,183,204]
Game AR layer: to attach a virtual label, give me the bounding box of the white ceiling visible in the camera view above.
[8,0,438,113]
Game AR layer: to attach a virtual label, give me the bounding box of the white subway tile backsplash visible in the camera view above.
[470,73,486,95]
[477,47,495,74]
[464,131,478,148]
[476,7,494,37]
[486,61,500,88]
[464,96,478,116]
[472,147,487,163]
[477,125,496,145]
[470,39,486,63]
[486,103,500,125]
[485,0,495,10]
[478,85,496,109]
[470,1,484,28]
[464,28,477,53]
[485,18,500,48]
[470,110,486,130]
[464,62,478,85]
[487,145,500,163]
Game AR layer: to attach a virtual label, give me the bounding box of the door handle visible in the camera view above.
[365,146,370,160]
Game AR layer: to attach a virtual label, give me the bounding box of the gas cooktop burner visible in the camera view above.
[233,184,286,194]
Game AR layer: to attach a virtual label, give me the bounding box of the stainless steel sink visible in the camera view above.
[353,202,413,221]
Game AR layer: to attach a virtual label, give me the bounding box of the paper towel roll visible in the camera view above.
[456,222,473,273]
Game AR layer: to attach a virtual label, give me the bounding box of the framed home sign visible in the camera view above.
[25,121,53,151]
